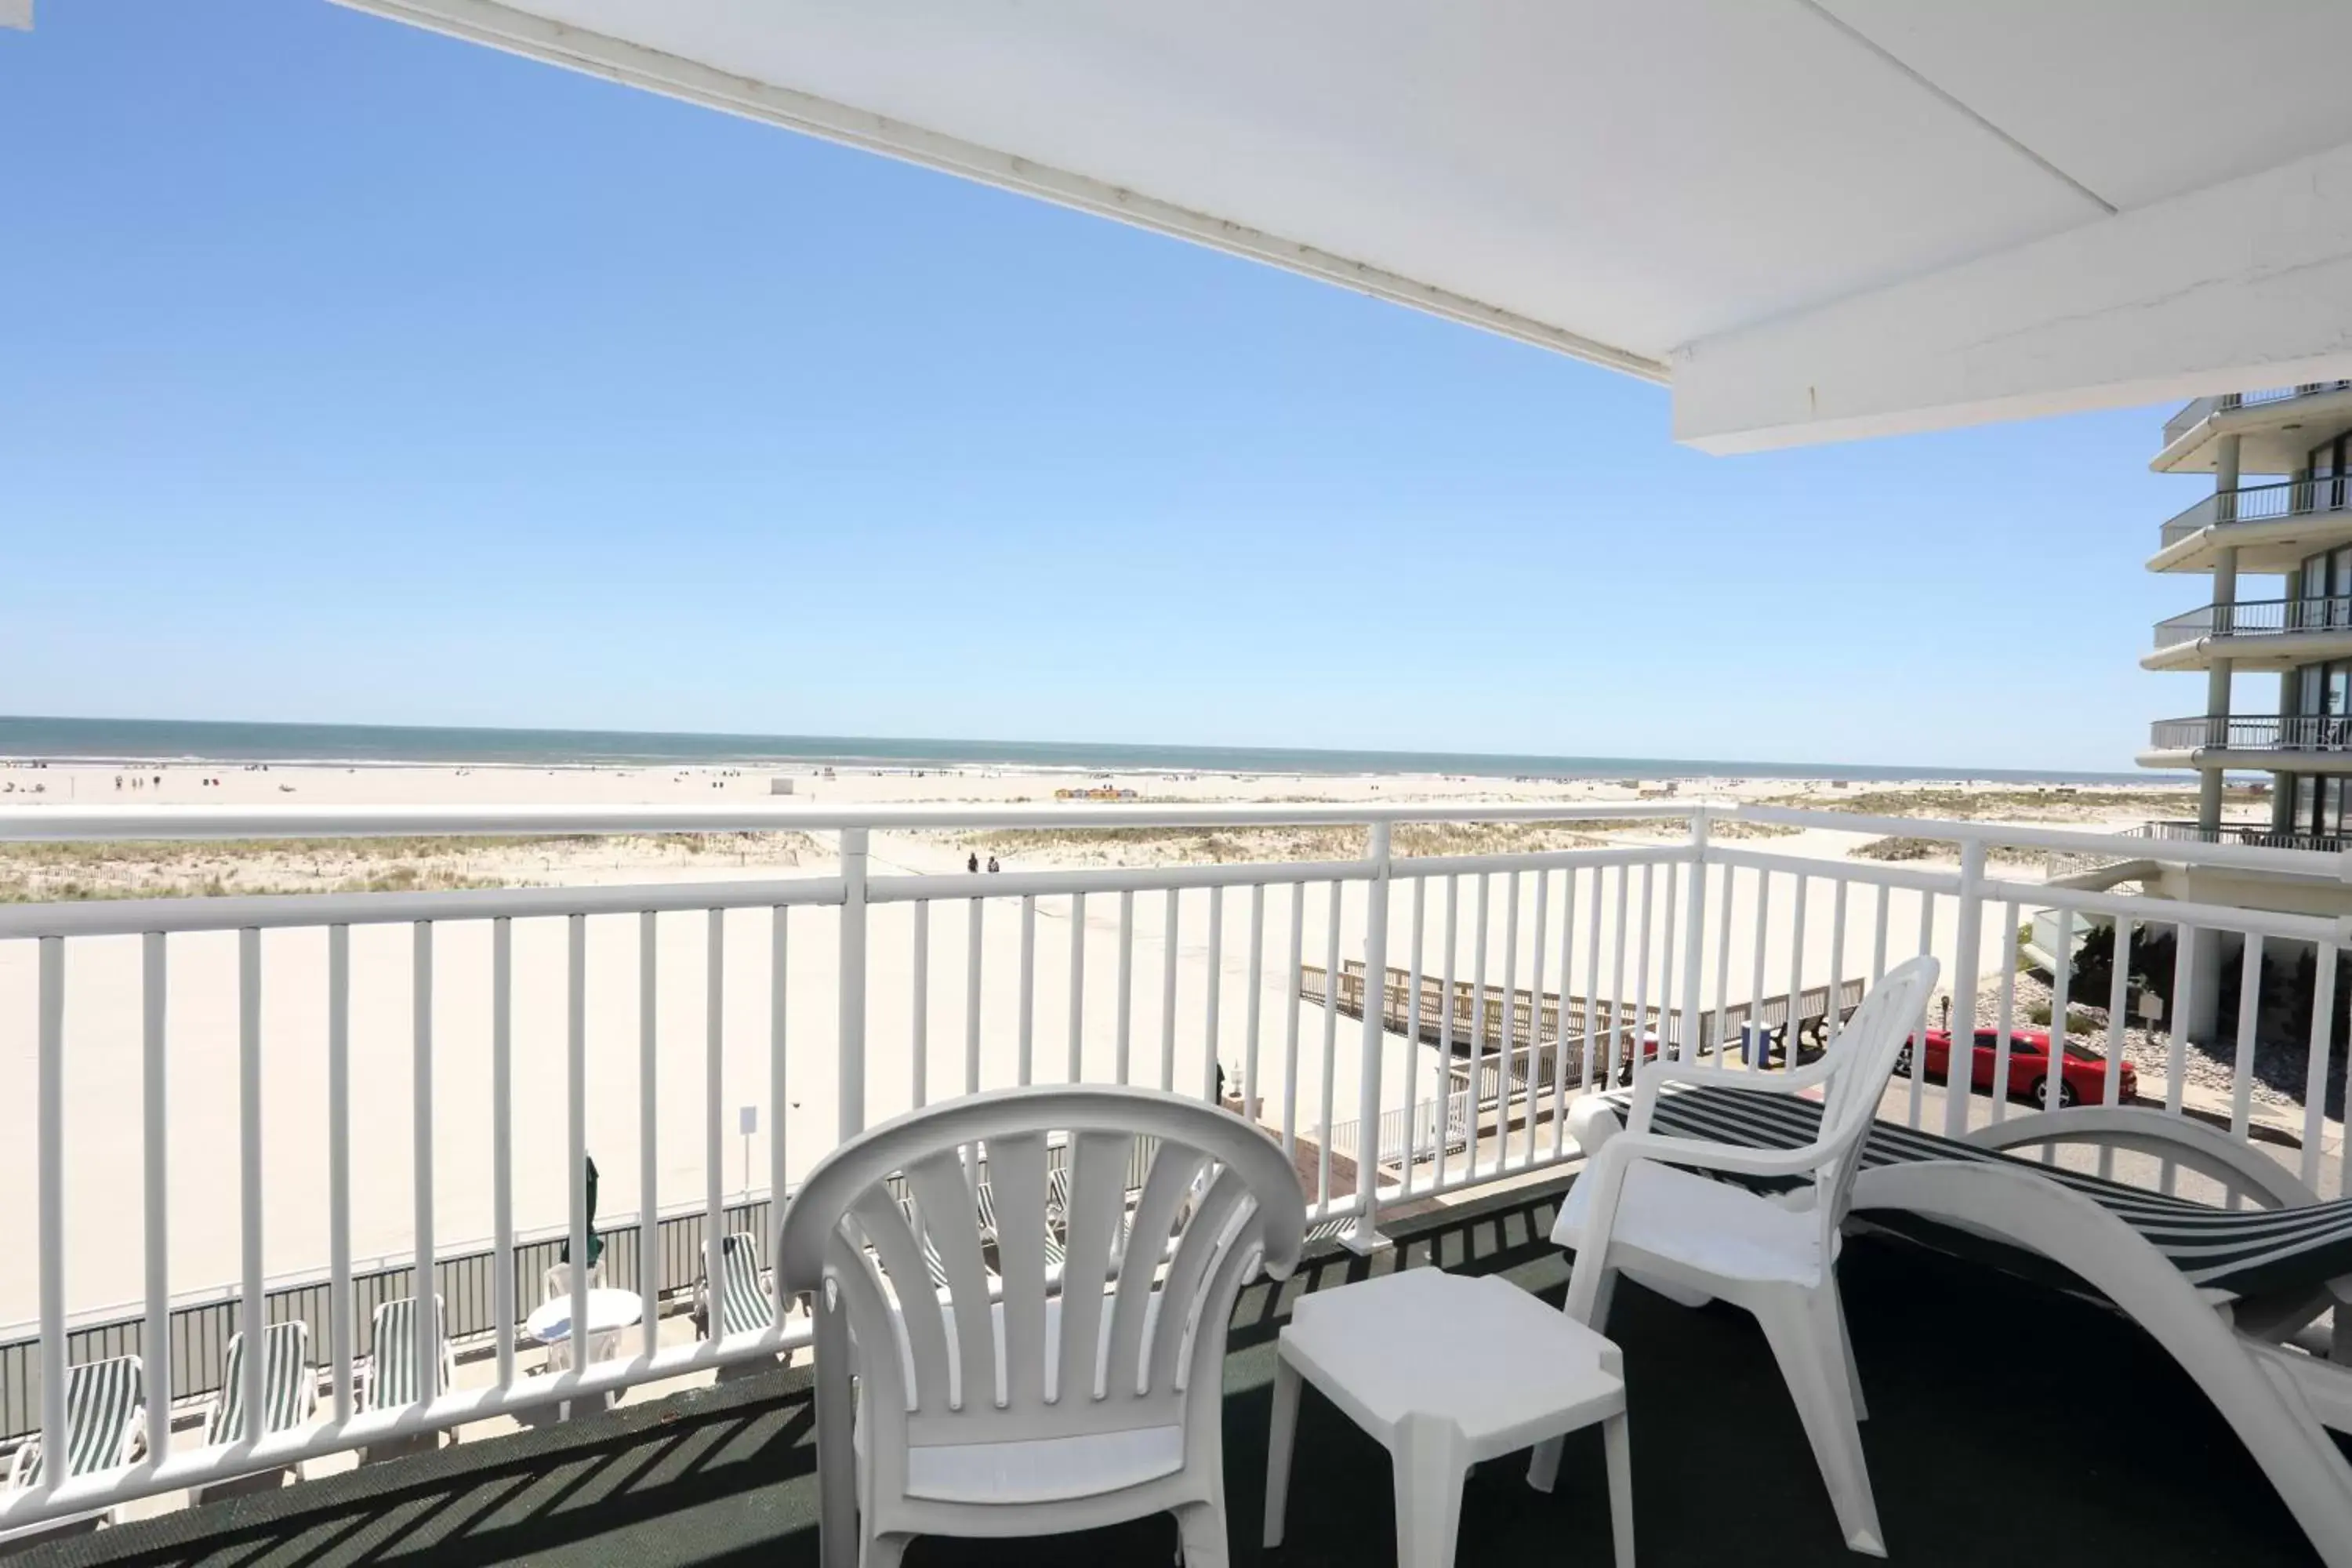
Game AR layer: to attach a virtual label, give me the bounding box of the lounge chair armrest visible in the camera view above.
[1627,1055,1831,1130]
[1966,1105,2321,1210]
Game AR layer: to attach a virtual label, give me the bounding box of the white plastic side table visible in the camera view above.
[1265,1267,1632,1568]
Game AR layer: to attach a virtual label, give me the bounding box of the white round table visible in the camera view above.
[525,1287,644,1347]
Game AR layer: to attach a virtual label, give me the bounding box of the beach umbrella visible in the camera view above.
[560,1154,604,1269]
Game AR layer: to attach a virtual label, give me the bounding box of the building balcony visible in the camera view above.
[2151,477,2352,574]
[2143,596,2352,670]
[2140,712,2352,771]
[2139,819,2350,856]
[2,803,2349,1563]
[2154,382,2352,476]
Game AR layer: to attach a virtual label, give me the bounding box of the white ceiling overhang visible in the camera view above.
[343,0,2352,450]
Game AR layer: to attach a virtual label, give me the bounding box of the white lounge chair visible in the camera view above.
[1582,1068,2352,1568]
[5,1353,144,1525]
[196,1320,314,1501]
[1534,954,1939,1557]
[694,1231,795,1381]
[779,1084,1305,1568]
[361,1296,455,1461]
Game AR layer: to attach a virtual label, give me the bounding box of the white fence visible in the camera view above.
[2,799,2348,1528]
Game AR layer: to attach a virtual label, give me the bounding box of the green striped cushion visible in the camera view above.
[716,1233,774,1336]
[1602,1086,2352,1300]
[13,1356,141,1486]
[368,1297,447,1410]
[209,1321,311,1446]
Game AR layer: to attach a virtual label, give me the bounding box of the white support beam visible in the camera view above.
[1671,139,2352,454]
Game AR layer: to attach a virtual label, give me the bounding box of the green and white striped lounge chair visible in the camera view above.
[365,1296,454,1412]
[1575,1080,2352,1566]
[706,1232,781,1338]
[5,1355,143,1504]
[204,1320,315,1449]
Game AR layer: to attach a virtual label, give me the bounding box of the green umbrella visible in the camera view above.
[561,1154,604,1269]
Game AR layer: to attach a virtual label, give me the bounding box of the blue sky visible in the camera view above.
[0,4,2233,772]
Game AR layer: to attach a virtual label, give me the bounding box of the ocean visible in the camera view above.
[0,715,2153,785]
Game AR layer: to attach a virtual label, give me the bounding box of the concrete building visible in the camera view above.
[2141,383,2352,849]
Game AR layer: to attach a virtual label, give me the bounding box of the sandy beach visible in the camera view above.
[0,756,2216,1327]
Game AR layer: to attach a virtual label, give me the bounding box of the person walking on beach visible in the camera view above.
[967,851,979,873]
[986,855,1000,873]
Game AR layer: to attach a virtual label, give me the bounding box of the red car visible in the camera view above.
[1897,1026,2136,1109]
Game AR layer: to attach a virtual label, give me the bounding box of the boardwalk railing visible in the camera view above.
[3,798,2349,1527]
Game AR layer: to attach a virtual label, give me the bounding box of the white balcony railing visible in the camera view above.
[2152,596,2352,648]
[2158,477,2352,550]
[2,800,2348,1530]
[2149,713,2352,753]
[2161,384,2352,448]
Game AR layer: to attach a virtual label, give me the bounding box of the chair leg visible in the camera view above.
[1175,1500,1229,1567]
[1602,1410,1635,1568]
[858,1533,909,1568]
[1264,1356,1302,1547]
[1828,1279,1867,1421]
[1391,1411,1470,1568]
[1752,1285,1884,1556]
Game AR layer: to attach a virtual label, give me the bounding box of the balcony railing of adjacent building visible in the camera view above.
[2158,476,2352,550]
[2138,819,2352,855]
[2149,713,2352,753]
[2161,383,2352,448]
[2,800,2348,1534]
[2152,595,2352,648]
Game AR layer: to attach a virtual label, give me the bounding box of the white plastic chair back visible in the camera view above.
[1809,956,1939,1229]
[779,1085,1305,1511]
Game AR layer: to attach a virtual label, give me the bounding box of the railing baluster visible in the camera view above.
[2043,909,2074,1157]
[1439,876,1460,1187]
[1783,873,1804,1076]
[1242,886,1263,1117]
[704,908,725,1351]
[910,901,929,1108]
[492,917,514,1388]
[37,935,66,1481]
[1551,864,1575,1157]
[1656,855,1679,1065]
[639,911,659,1358]
[239,927,264,1441]
[1825,878,1849,1045]
[1470,873,1493,1177]
[1350,822,1392,1248]
[2230,934,2264,1151]
[1989,902,2020,1128]
[412,921,437,1396]
[1608,863,1630,1091]
[1711,864,1734,1061]
[1018,894,1037,1087]
[1580,867,1602,1094]
[1744,871,1773,1072]
[1944,844,1985,1138]
[1317,880,1342,1208]
[144,931,175,1454]
[1524,869,1548,1167]
[1116,890,1135,1086]
[1283,883,1305,1162]
[838,827,869,1141]
[1498,871,1520,1171]
[1632,863,1653,1081]
[1159,887,1179,1092]
[1908,894,1935,1130]
[1065,892,1085,1084]
[965,896,984,1097]
[1202,887,1223,1103]
[768,906,789,1328]
[1406,876,1430,1178]
[2302,945,2337,1193]
[567,914,588,1377]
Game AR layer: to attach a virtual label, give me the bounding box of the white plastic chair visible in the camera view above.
[541,1263,619,1371]
[779,1084,1306,1568]
[1532,954,1939,1558]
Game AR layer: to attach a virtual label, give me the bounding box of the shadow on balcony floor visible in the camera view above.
[22,1179,2332,1567]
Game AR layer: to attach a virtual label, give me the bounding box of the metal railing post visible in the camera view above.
[1942,839,1987,1139]
[838,828,869,1141]
[1346,822,1393,1254]
[1679,810,1708,1060]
